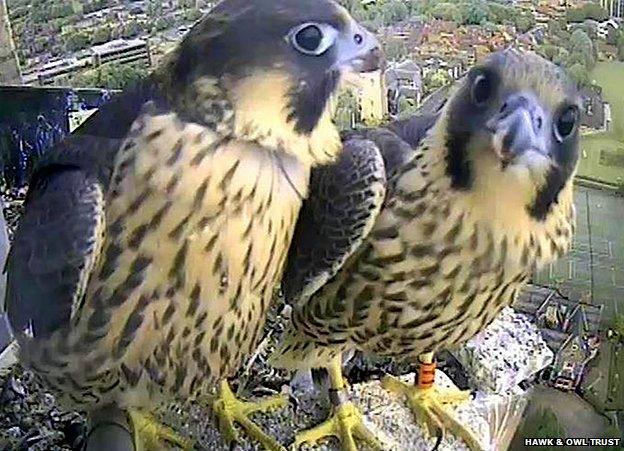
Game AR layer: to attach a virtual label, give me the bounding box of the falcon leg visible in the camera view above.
[381,352,482,451]
[212,379,288,451]
[128,409,194,450]
[294,355,383,451]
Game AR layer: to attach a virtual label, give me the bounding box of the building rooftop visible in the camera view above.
[514,284,604,350]
[90,38,147,55]
[392,59,420,74]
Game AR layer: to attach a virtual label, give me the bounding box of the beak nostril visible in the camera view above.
[517,95,529,107]
[536,117,543,130]
[354,33,363,45]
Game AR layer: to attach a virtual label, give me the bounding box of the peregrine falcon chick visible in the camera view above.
[272,49,581,450]
[3,0,380,449]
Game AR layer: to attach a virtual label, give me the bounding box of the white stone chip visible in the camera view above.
[453,307,554,394]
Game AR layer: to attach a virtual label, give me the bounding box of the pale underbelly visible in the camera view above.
[356,277,523,359]
[25,180,297,409]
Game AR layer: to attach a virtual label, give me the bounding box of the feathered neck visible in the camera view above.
[153,56,341,168]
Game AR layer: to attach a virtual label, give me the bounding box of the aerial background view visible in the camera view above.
[0,0,623,450]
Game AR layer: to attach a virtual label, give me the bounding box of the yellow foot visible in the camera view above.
[381,375,481,451]
[128,409,194,450]
[213,380,287,451]
[295,402,383,451]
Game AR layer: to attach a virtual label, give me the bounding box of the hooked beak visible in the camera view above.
[488,92,550,165]
[333,22,382,73]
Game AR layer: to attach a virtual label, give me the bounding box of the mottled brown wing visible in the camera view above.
[5,163,105,338]
[4,82,159,339]
[385,112,439,152]
[281,138,386,304]
[282,114,440,305]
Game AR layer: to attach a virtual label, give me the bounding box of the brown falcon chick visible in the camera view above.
[3,0,380,449]
[271,49,581,450]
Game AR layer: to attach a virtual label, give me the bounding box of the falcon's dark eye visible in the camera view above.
[471,73,494,106]
[554,105,579,142]
[289,23,337,56]
[295,25,323,52]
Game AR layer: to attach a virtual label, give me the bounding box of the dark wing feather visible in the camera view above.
[418,84,453,116]
[5,163,106,338]
[282,139,386,304]
[384,84,449,150]
[4,82,159,339]
[283,113,440,305]
[386,113,439,151]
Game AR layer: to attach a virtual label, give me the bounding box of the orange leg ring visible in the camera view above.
[417,361,436,389]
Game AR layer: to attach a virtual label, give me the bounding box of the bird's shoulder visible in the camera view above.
[343,113,437,195]
[282,114,438,305]
[33,80,164,190]
[281,136,387,304]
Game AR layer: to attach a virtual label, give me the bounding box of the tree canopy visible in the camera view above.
[536,26,598,87]
[610,314,624,343]
[339,0,538,29]
[565,2,609,23]
[617,32,624,62]
[566,62,590,86]
[397,96,420,120]
[333,89,360,130]
[69,62,148,90]
[423,69,452,95]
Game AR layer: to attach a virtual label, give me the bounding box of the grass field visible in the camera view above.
[576,62,624,184]
[578,135,624,184]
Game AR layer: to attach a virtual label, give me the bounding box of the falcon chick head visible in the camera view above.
[441,49,581,221]
[166,0,381,165]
